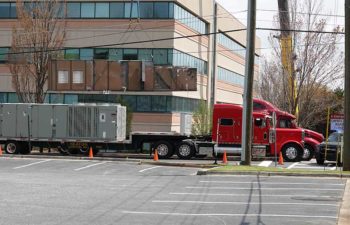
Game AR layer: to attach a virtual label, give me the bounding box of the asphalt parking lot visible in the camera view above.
[0,157,346,225]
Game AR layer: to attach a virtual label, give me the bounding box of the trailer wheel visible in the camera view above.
[282,143,303,162]
[57,146,69,155]
[316,158,325,165]
[154,141,173,159]
[5,141,20,154]
[176,141,195,159]
[302,144,314,161]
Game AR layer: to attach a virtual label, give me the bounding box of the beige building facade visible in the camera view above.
[0,0,260,133]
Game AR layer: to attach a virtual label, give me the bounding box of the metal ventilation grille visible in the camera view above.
[68,107,95,138]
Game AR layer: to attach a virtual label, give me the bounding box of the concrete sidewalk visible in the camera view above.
[338,179,350,225]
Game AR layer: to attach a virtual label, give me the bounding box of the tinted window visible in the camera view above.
[95,3,109,18]
[139,2,153,18]
[110,2,124,18]
[327,133,342,142]
[10,3,16,18]
[94,49,109,59]
[220,118,233,126]
[153,49,168,65]
[253,102,265,110]
[0,3,10,18]
[0,48,9,62]
[81,3,95,18]
[67,3,81,18]
[154,2,169,18]
[109,49,123,60]
[65,49,80,60]
[138,49,152,61]
[123,49,138,60]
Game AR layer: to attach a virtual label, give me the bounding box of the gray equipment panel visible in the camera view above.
[0,103,126,142]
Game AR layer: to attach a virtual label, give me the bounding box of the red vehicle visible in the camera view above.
[253,98,324,160]
[212,104,305,162]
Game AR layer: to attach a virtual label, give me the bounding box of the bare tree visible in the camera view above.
[9,0,66,103]
[257,0,344,129]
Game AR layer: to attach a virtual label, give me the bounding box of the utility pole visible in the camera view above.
[241,0,256,165]
[277,0,298,119]
[344,0,350,171]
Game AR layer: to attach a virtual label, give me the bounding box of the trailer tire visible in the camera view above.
[176,141,195,159]
[58,146,69,155]
[154,141,173,159]
[302,144,314,161]
[282,143,303,162]
[5,141,20,154]
[316,158,325,165]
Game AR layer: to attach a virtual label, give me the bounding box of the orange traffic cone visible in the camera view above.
[0,145,2,156]
[222,151,228,164]
[278,151,284,165]
[88,147,93,159]
[153,149,159,161]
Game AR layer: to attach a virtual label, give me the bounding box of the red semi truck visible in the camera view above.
[212,104,305,162]
[253,98,324,160]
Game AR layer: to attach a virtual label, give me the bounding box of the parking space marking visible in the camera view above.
[258,160,273,167]
[13,159,52,169]
[122,211,337,219]
[74,162,108,171]
[199,181,345,186]
[139,166,162,173]
[185,186,344,191]
[287,162,299,169]
[152,200,339,206]
[169,192,341,198]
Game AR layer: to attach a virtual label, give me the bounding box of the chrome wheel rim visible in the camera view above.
[303,147,311,159]
[179,144,191,156]
[157,144,168,156]
[6,143,17,154]
[285,147,298,160]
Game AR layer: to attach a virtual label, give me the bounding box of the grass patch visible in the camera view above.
[211,165,350,175]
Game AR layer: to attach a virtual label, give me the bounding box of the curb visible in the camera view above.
[197,170,350,178]
[338,179,350,225]
[139,160,218,169]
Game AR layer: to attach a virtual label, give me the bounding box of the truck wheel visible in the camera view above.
[176,141,195,159]
[282,143,303,162]
[154,141,174,159]
[5,141,20,154]
[302,144,314,161]
[58,146,69,155]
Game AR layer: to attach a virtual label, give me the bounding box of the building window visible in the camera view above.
[65,49,80,60]
[0,48,9,63]
[139,2,153,18]
[94,49,109,59]
[218,32,246,58]
[80,48,93,60]
[154,2,169,18]
[81,3,95,18]
[123,49,138,60]
[95,3,109,18]
[217,67,245,87]
[174,4,207,34]
[67,3,81,18]
[72,71,84,84]
[124,2,139,18]
[139,49,153,61]
[0,3,10,18]
[152,96,167,112]
[110,2,124,18]
[109,49,123,61]
[137,95,152,112]
[153,49,168,65]
[58,71,69,84]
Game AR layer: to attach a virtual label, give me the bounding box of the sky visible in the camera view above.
[216,0,345,57]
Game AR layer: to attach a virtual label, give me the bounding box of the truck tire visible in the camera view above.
[316,158,325,165]
[5,141,20,154]
[57,145,69,155]
[176,141,195,159]
[154,141,174,159]
[302,144,314,161]
[282,143,303,162]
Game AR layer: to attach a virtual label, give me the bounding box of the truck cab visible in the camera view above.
[253,98,323,160]
[212,104,305,161]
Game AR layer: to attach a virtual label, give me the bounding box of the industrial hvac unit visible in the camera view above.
[0,103,126,142]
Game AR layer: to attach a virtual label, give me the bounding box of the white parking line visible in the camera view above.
[122,211,337,219]
[258,160,273,167]
[185,186,343,191]
[199,181,345,186]
[139,166,162,173]
[74,162,108,171]
[13,159,52,169]
[287,162,299,169]
[169,192,341,198]
[152,200,339,206]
